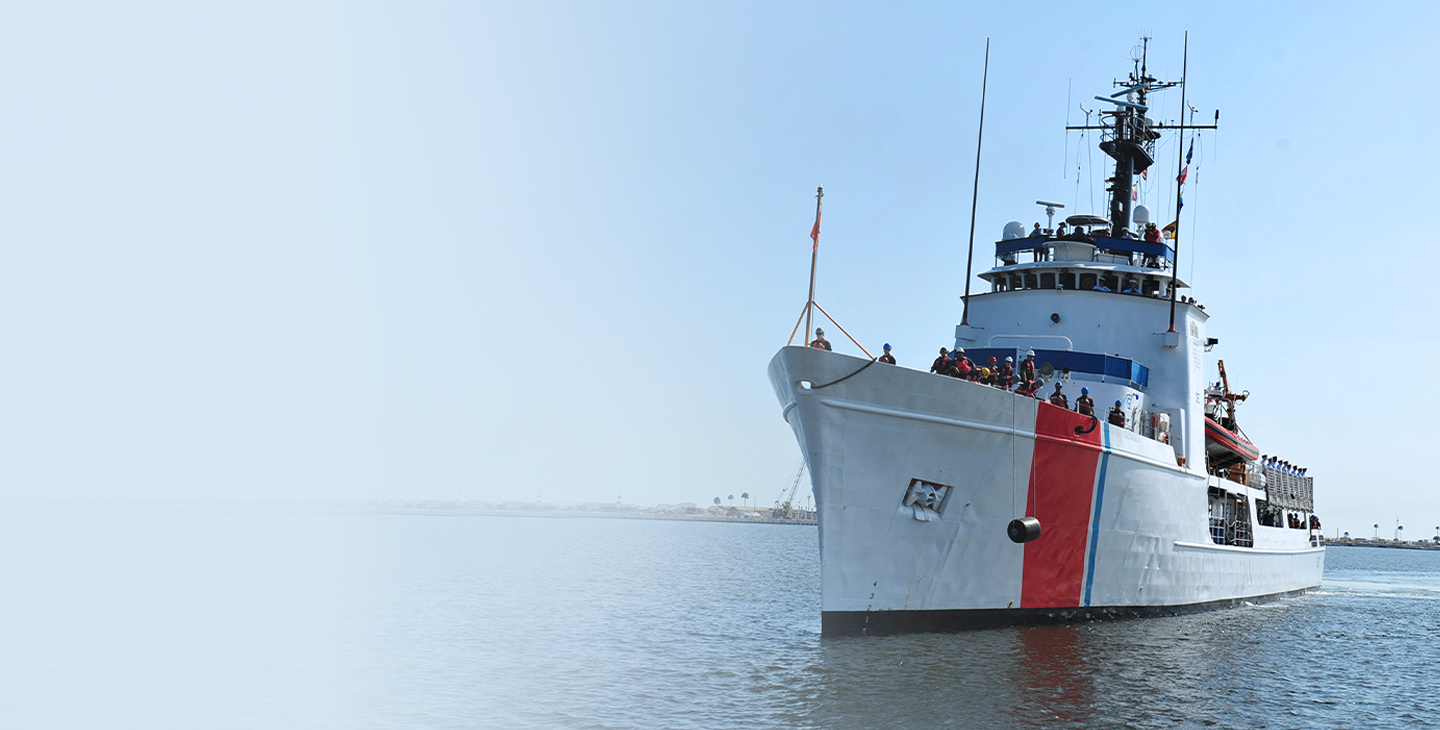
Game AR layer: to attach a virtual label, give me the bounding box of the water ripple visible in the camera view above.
[0,513,1434,729]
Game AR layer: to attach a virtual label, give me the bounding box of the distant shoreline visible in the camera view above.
[0,497,816,525]
[1324,539,1440,551]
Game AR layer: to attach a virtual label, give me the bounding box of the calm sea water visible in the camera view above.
[0,511,1435,729]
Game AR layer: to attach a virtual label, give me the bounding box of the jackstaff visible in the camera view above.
[805,185,822,340]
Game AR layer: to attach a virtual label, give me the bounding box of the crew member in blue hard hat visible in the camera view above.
[1108,400,1126,427]
[809,327,831,351]
[1075,387,1095,417]
[878,343,896,365]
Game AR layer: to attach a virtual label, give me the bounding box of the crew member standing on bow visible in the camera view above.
[1076,387,1095,416]
[1020,350,1037,384]
[1108,400,1126,427]
[809,327,831,350]
[878,344,896,364]
[930,348,949,374]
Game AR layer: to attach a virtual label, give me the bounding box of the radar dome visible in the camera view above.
[1132,205,1151,225]
[1002,221,1025,240]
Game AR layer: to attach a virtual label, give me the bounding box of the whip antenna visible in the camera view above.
[960,38,989,327]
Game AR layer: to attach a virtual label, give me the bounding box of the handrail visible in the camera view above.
[995,235,1175,261]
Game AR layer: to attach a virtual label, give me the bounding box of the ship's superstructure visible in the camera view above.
[768,45,1322,636]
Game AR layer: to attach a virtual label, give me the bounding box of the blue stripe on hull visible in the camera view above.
[1082,424,1111,607]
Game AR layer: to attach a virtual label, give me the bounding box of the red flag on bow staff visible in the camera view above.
[810,211,821,251]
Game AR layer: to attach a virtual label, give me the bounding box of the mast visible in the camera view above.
[1097,38,1161,234]
[1064,37,1218,330]
[1168,35,1188,333]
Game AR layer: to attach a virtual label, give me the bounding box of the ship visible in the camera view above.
[767,43,1323,636]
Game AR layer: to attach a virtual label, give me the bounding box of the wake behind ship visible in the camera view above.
[769,43,1323,636]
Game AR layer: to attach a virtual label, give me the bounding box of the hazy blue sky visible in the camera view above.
[1,2,1435,539]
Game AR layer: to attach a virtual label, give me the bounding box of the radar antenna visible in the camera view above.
[1035,200,1065,232]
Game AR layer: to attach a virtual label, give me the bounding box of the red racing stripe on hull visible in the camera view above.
[1021,404,1102,608]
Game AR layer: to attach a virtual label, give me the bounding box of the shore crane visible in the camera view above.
[772,460,807,519]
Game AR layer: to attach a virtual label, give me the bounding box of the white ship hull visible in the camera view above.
[769,346,1324,636]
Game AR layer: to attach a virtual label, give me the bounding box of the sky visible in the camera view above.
[0,1,1436,540]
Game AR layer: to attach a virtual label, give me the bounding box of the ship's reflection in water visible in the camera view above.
[788,603,1354,730]
[1010,625,1092,726]
[788,626,1101,728]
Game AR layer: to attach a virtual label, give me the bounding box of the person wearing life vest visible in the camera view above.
[878,343,896,364]
[1048,383,1068,408]
[809,327,831,350]
[1020,350,1037,383]
[930,347,950,374]
[1108,400,1126,427]
[952,348,973,379]
[998,356,1014,390]
[1076,387,1095,417]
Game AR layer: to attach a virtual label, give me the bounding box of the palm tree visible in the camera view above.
[713,497,721,506]
[727,494,735,506]
[741,492,750,508]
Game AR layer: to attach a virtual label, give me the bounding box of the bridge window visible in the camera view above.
[1079,273,1097,290]
[1024,273,1038,289]
[1101,274,1118,291]
[1142,278,1160,297]
[1059,272,1076,290]
[1040,272,1054,289]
